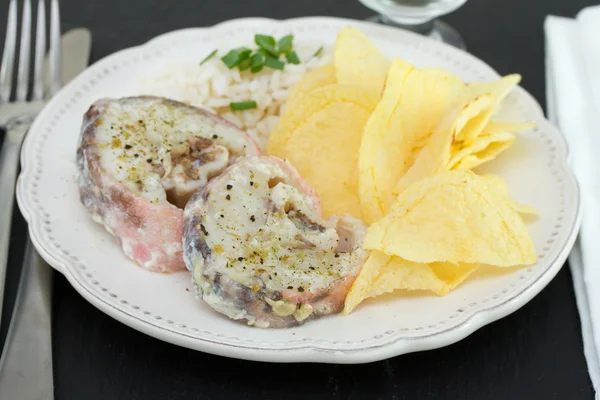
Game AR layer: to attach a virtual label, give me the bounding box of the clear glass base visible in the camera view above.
[366,15,466,50]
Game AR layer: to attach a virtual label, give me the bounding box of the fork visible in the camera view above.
[0,0,61,324]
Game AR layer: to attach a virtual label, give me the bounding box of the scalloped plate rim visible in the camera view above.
[15,16,581,363]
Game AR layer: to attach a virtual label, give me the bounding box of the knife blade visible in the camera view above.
[0,28,92,400]
[44,27,92,93]
[60,28,92,84]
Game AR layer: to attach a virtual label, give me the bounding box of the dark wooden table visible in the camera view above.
[0,0,596,398]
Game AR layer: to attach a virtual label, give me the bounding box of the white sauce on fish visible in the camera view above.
[186,156,366,295]
[93,98,258,205]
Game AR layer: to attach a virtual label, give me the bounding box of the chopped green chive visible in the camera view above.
[236,49,252,67]
[218,34,304,73]
[230,101,257,111]
[251,52,265,73]
[255,34,279,57]
[255,34,276,47]
[278,35,294,54]
[257,48,273,60]
[221,47,252,69]
[313,46,324,58]
[285,51,300,65]
[265,56,285,70]
[221,50,241,68]
[239,49,252,59]
[238,57,252,71]
[200,49,218,65]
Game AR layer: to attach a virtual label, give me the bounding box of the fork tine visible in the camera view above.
[48,0,61,97]
[16,0,32,101]
[0,0,18,103]
[32,0,46,100]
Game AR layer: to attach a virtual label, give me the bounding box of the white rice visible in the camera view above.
[138,42,332,149]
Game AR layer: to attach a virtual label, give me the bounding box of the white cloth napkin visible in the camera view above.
[546,7,600,397]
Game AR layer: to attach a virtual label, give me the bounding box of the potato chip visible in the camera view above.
[457,74,521,145]
[344,251,390,314]
[358,60,464,223]
[271,84,378,218]
[451,95,496,145]
[391,90,527,196]
[334,26,391,99]
[367,170,536,266]
[449,131,515,170]
[481,174,539,216]
[392,105,460,195]
[394,68,466,159]
[344,250,479,314]
[267,64,337,155]
[358,59,414,223]
[449,120,534,170]
[467,73,521,100]
[283,64,337,112]
[481,173,510,196]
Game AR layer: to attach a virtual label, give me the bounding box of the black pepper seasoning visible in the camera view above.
[226,194,231,200]
[200,224,209,236]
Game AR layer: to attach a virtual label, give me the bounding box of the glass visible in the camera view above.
[360,0,467,50]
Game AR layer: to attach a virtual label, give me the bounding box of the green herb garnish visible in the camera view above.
[239,48,252,60]
[221,50,241,68]
[313,46,324,58]
[265,56,285,70]
[251,52,265,73]
[255,34,279,57]
[238,57,252,71]
[200,49,218,65]
[221,47,252,69]
[230,100,258,111]
[285,51,300,65]
[217,34,307,72]
[278,35,294,54]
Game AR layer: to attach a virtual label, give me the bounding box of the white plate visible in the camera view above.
[16,17,581,363]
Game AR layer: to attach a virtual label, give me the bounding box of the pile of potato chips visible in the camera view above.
[266,27,537,314]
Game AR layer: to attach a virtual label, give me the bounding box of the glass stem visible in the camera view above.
[377,14,435,36]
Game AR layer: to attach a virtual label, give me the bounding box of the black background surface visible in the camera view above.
[0,0,596,399]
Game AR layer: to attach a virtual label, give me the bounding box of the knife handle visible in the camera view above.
[0,237,54,400]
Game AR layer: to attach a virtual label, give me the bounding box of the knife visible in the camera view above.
[44,28,92,94]
[0,28,92,400]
